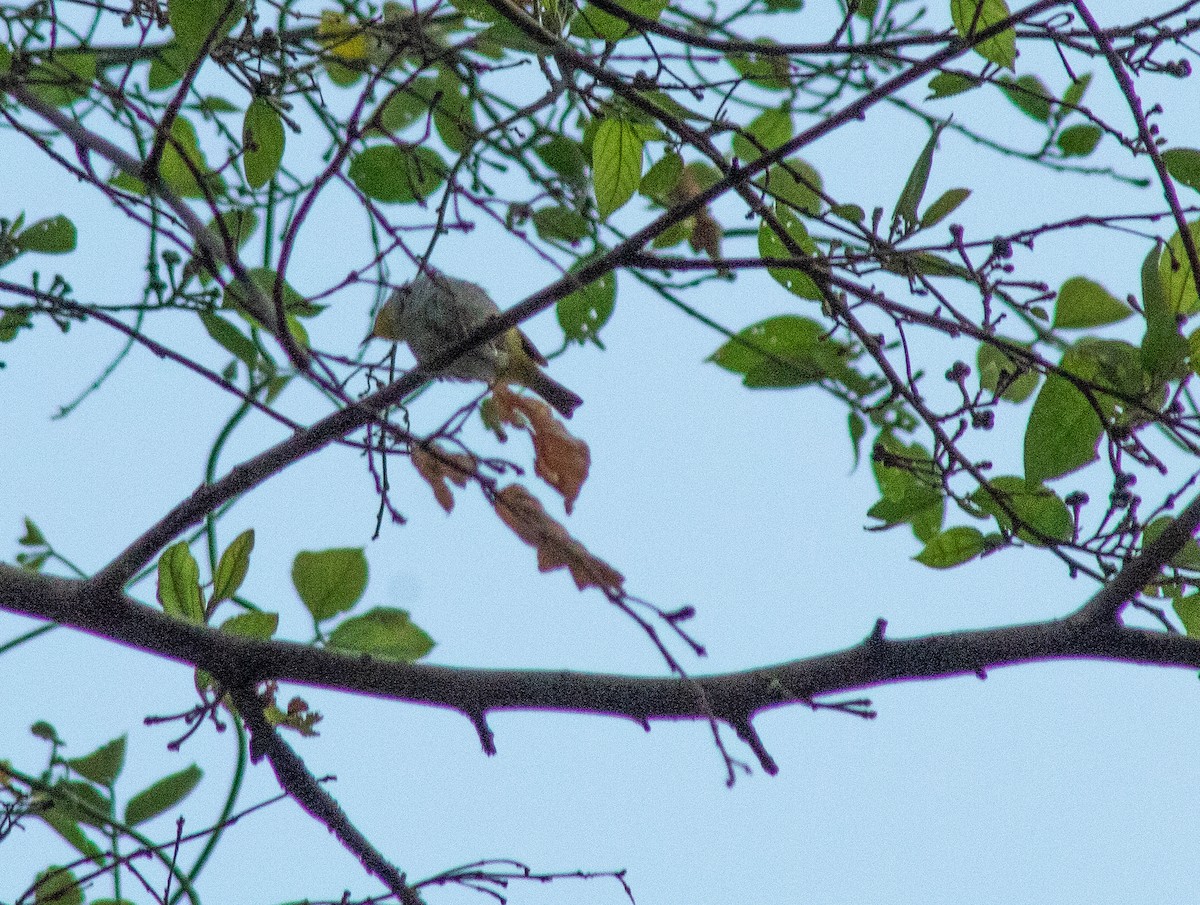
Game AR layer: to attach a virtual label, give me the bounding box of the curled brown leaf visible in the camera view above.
[494,484,623,592]
[493,386,590,513]
[412,443,477,513]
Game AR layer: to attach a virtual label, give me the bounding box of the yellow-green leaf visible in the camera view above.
[243,98,285,189]
[219,610,279,639]
[950,0,1017,70]
[15,215,77,254]
[212,528,254,605]
[1057,124,1101,157]
[293,547,368,623]
[757,206,821,300]
[915,526,984,568]
[1163,147,1200,194]
[592,118,643,219]
[1053,276,1131,329]
[1024,373,1103,483]
[67,736,127,787]
[349,145,447,203]
[328,607,435,661]
[124,765,203,826]
[157,542,205,623]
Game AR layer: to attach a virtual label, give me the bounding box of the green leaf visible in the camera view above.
[1174,593,1200,636]
[15,216,77,254]
[1023,372,1103,483]
[212,528,254,605]
[19,517,47,547]
[757,158,823,216]
[831,203,865,223]
[651,218,693,249]
[893,122,944,233]
[477,17,552,52]
[1057,124,1101,157]
[532,206,589,242]
[431,68,477,153]
[0,44,11,76]
[157,542,205,623]
[1159,219,1200,316]
[371,81,436,136]
[159,115,225,199]
[1143,241,1190,382]
[971,476,1072,545]
[219,610,279,639]
[726,40,791,90]
[198,94,239,113]
[639,90,705,123]
[950,0,1017,70]
[1060,72,1091,111]
[1075,338,1152,406]
[977,341,1039,403]
[848,413,866,467]
[0,308,33,341]
[208,207,258,251]
[27,53,96,106]
[558,251,616,345]
[148,43,190,91]
[110,171,148,195]
[328,607,435,662]
[448,0,502,21]
[34,867,83,905]
[1163,148,1200,194]
[915,526,984,568]
[919,188,971,229]
[592,118,643,219]
[124,765,203,826]
[639,151,683,204]
[927,71,980,98]
[37,807,104,864]
[349,145,447,203]
[535,136,588,182]
[50,777,111,825]
[710,315,862,389]
[168,0,245,55]
[200,311,259,371]
[757,206,822,300]
[868,435,944,537]
[67,737,126,786]
[732,107,793,165]
[1053,276,1131,328]
[293,547,368,623]
[223,267,314,337]
[570,0,668,41]
[999,75,1053,122]
[324,58,363,87]
[1144,516,1200,570]
[242,98,285,189]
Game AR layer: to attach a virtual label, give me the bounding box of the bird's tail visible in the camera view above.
[522,369,584,418]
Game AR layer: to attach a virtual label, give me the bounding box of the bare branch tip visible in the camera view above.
[469,710,497,756]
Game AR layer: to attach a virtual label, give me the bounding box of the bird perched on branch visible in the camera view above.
[370,267,583,418]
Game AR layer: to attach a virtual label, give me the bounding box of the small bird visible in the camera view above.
[370,268,583,418]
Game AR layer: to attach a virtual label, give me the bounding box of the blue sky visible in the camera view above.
[4,1,1200,902]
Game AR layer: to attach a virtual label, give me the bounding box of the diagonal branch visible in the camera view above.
[226,684,425,905]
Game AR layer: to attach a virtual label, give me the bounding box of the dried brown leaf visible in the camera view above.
[493,386,590,512]
[412,443,477,513]
[494,484,623,592]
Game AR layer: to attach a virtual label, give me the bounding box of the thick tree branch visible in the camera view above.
[6,563,1200,771]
